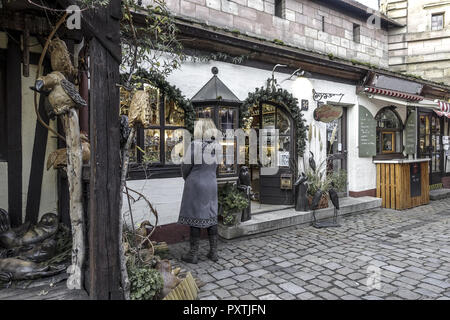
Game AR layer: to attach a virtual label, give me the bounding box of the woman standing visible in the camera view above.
[178,118,220,264]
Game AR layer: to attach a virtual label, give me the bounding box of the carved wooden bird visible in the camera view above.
[48,38,77,80]
[309,151,317,172]
[46,133,90,170]
[31,71,86,116]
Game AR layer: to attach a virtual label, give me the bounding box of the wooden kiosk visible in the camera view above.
[375,159,430,210]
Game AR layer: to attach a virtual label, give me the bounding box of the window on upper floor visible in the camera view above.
[275,0,283,18]
[353,24,361,43]
[431,13,444,31]
[320,15,325,32]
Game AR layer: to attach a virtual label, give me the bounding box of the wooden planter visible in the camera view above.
[308,194,329,209]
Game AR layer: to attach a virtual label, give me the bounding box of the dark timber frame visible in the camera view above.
[6,31,23,228]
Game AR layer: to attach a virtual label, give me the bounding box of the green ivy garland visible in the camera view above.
[125,68,196,133]
[240,78,307,157]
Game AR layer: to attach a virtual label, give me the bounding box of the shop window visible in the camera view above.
[375,107,403,156]
[194,104,239,176]
[431,13,444,31]
[131,95,185,169]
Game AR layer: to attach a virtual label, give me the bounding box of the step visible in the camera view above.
[218,197,382,240]
[430,189,450,201]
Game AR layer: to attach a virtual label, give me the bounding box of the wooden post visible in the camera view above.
[87,0,123,300]
[6,31,22,228]
[64,109,85,290]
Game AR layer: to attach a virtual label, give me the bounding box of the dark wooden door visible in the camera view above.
[258,102,295,205]
[326,108,347,193]
[418,112,443,185]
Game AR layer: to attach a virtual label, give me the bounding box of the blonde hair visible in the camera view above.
[194,118,219,140]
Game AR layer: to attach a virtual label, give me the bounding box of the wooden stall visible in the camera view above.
[375,159,430,210]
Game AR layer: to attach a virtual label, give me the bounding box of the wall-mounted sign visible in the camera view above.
[405,111,417,155]
[313,104,343,123]
[280,173,293,190]
[358,105,377,157]
[410,163,421,198]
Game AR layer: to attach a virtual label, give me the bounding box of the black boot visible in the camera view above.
[182,227,200,264]
[207,225,219,262]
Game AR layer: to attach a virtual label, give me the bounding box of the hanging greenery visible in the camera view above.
[122,68,196,134]
[240,78,308,157]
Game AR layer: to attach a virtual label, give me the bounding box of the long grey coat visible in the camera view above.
[178,140,218,228]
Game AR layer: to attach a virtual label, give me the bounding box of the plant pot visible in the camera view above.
[308,194,329,209]
[220,211,242,226]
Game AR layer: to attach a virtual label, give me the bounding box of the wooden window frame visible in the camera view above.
[374,107,404,160]
[431,12,445,31]
[127,94,186,180]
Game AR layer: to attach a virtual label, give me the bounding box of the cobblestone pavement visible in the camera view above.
[168,199,450,300]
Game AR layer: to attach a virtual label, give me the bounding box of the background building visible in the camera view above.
[381,0,450,85]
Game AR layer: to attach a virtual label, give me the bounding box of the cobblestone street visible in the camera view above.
[169,199,450,300]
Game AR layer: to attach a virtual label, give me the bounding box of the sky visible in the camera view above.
[354,0,380,10]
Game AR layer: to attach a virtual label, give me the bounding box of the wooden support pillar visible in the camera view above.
[6,31,22,228]
[87,0,123,300]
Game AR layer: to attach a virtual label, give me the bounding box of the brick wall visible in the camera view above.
[148,0,390,68]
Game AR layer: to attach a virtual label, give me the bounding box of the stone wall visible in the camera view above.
[382,0,450,85]
[147,0,390,68]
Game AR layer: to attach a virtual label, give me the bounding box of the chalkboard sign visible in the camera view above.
[359,106,377,157]
[405,111,417,155]
[410,163,421,198]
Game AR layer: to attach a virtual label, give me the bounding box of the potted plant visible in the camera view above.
[218,183,250,226]
[305,153,348,209]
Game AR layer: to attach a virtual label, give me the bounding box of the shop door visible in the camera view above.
[257,103,295,205]
[326,108,347,193]
[418,112,443,185]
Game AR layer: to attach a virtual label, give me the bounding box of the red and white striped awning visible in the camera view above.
[364,87,424,101]
[433,110,450,118]
[435,99,450,112]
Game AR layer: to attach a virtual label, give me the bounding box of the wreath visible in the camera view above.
[240,78,307,157]
[123,68,196,133]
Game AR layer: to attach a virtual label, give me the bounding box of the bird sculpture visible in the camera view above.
[309,151,317,172]
[311,189,323,227]
[31,71,87,116]
[48,38,77,80]
[294,172,309,212]
[0,213,58,249]
[328,181,341,226]
[46,132,90,170]
[238,166,251,187]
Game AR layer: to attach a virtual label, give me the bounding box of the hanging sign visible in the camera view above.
[358,105,377,157]
[405,111,417,155]
[313,104,343,123]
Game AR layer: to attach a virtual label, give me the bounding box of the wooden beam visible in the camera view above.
[6,31,23,228]
[88,0,123,300]
[25,61,51,224]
